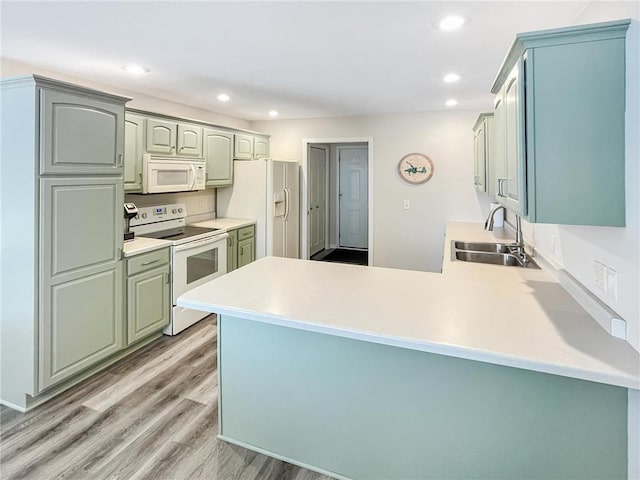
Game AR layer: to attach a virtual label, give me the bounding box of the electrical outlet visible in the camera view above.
[551,235,558,256]
[403,200,411,210]
[199,201,205,211]
[594,261,606,292]
[606,267,618,300]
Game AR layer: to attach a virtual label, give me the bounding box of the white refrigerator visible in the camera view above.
[217,159,300,259]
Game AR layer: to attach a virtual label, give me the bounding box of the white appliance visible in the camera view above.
[130,203,228,335]
[217,159,299,259]
[142,154,206,194]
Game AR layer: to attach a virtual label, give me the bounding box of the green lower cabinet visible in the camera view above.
[237,237,255,268]
[40,262,124,391]
[227,229,238,273]
[125,248,170,345]
[227,225,255,272]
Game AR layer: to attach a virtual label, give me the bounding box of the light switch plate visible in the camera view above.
[594,261,606,292]
[606,267,618,300]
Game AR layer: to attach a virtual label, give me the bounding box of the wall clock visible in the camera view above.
[398,153,434,184]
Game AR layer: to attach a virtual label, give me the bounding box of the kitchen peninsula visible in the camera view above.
[177,223,639,480]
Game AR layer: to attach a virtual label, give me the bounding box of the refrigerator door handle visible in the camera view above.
[283,187,290,221]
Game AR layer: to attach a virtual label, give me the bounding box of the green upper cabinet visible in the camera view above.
[234,133,270,160]
[472,113,494,195]
[124,113,144,191]
[491,19,629,226]
[254,135,270,159]
[40,89,124,176]
[203,128,234,187]
[234,133,254,159]
[177,123,203,157]
[145,117,177,154]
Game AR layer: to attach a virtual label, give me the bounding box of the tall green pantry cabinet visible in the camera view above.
[0,76,129,410]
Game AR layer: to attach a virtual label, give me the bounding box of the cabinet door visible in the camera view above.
[473,125,486,193]
[39,177,123,390]
[127,265,170,345]
[234,134,254,160]
[254,135,270,159]
[40,89,124,175]
[177,123,203,157]
[124,113,144,191]
[493,92,507,201]
[146,118,177,154]
[40,262,123,390]
[227,229,238,272]
[503,64,524,214]
[203,128,234,186]
[237,236,255,268]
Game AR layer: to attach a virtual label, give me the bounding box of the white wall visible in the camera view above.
[252,111,493,272]
[1,58,252,130]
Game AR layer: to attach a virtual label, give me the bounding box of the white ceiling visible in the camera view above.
[0,1,597,120]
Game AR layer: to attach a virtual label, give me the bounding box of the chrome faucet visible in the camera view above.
[484,205,529,263]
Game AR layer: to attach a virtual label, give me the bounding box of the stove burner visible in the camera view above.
[142,225,220,241]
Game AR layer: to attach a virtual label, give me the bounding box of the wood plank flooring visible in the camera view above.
[0,316,334,480]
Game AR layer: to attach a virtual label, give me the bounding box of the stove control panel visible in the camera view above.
[130,203,187,227]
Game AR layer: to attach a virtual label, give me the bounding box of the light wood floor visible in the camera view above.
[0,316,334,480]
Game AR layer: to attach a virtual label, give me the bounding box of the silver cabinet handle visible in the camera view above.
[164,272,170,284]
[138,172,143,184]
[497,178,507,197]
[141,259,160,266]
[117,153,123,166]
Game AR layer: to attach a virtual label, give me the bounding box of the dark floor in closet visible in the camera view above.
[311,248,368,266]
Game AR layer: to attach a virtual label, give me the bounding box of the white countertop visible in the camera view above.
[178,222,640,390]
[192,217,256,231]
[123,237,171,257]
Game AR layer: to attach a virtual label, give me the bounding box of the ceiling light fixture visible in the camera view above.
[445,99,459,107]
[123,64,150,75]
[268,110,279,117]
[438,15,466,31]
[443,73,461,83]
[217,94,230,102]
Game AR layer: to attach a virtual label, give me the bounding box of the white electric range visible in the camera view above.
[130,203,228,335]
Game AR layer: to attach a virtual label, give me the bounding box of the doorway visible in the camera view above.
[304,140,371,266]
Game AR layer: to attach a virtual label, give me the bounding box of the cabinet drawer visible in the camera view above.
[127,248,170,276]
[238,225,255,241]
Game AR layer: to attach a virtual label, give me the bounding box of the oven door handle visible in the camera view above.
[173,233,229,252]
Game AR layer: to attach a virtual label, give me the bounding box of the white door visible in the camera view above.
[339,147,368,249]
[308,146,327,256]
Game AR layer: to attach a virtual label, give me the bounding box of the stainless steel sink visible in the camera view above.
[453,241,512,254]
[452,241,539,269]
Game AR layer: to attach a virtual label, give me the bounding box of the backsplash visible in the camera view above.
[125,189,216,223]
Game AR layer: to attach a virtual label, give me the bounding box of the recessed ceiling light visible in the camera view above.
[443,73,461,83]
[445,99,459,107]
[438,15,466,31]
[217,94,230,102]
[268,110,279,117]
[123,64,150,75]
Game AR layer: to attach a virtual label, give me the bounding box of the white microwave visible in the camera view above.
[142,154,206,194]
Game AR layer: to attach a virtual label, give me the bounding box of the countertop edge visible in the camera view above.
[178,297,640,390]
